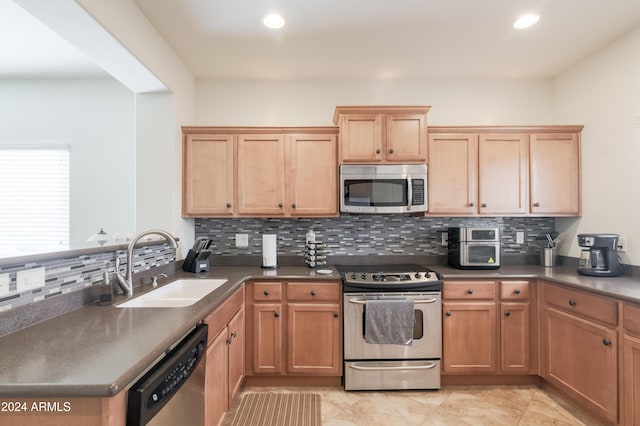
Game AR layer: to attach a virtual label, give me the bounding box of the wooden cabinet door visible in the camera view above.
[442,302,497,373]
[385,114,427,162]
[624,335,640,426]
[478,133,528,215]
[205,327,228,426]
[339,114,383,162]
[500,302,530,372]
[530,132,581,215]
[542,307,617,423]
[286,134,338,216]
[237,134,286,215]
[182,134,234,217]
[428,133,477,215]
[252,303,283,374]
[287,303,341,375]
[227,307,245,405]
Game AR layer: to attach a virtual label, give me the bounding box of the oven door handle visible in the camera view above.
[347,297,438,305]
[348,362,438,371]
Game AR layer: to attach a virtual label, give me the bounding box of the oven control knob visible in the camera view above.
[361,273,368,279]
[414,273,421,279]
[351,273,357,280]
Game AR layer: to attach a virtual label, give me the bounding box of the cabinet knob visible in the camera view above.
[445,311,452,317]
[226,338,232,345]
[481,203,487,208]
[231,331,237,338]
[310,290,316,296]
[264,290,270,296]
[504,311,511,317]
[603,338,612,346]
[274,311,280,318]
[226,203,232,208]
[469,202,475,207]
[278,203,283,208]
[568,299,576,306]
[514,289,521,295]
[389,149,395,154]
[467,289,474,295]
[375,149,381,154]
[291,203,296,209]
[533,202,540,207]
[333,312,339,318]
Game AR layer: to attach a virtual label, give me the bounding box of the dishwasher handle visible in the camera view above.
[127,324,208,426]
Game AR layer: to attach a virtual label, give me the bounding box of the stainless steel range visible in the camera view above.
[337,264,442,391]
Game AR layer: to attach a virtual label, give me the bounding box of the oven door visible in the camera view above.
[461,242,500,267]
[343,292,441,360]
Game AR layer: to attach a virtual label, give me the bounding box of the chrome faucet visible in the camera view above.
[115,229,178,296]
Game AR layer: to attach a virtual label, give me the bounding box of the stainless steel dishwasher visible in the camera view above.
[127,324,207,426]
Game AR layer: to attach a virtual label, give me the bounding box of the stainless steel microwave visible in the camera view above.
[340,164,428,214]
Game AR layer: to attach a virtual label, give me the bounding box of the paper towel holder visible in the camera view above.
[261,234,279,269]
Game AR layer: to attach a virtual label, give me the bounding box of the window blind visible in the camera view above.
[0,147,70,252]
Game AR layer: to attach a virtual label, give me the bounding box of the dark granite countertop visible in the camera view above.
[0,265,339,398]
[1,262,639,399]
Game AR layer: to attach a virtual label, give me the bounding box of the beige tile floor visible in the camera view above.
[232,385,604,425]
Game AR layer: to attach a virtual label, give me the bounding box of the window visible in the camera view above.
[0,147,70,254]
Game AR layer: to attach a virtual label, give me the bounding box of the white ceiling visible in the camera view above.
[3,0,640,80]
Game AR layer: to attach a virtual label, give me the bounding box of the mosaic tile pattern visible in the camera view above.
[195,216,556,258]
[0,244,175,312]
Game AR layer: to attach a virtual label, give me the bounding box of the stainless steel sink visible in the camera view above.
[117,278,227,308]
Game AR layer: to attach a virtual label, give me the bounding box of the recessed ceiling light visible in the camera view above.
[513,13,540,29]
[263,13,285,29]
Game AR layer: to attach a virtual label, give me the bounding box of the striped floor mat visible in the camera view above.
[229,393,321,426]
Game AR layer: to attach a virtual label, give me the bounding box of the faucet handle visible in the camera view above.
[151,273,168,288]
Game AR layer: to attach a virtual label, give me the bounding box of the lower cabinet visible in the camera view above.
[442,280,533,375]
[203,286,245,426]
[540,282,617,424]
[623,302,640,425]
[246,281,342,378]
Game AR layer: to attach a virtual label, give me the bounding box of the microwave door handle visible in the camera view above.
[406,175,413,211]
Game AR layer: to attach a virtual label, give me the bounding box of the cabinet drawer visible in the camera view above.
[253,282,283,301]
[624,303,640,335]
[544,283,617,326]
[204,285,244,346]
[443,281,497,300]
[500,281,530,300]
[287,282,340,301]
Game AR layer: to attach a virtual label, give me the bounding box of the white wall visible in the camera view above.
[195,78,554,126]
[0,78,135,243]
[554,26,640,265]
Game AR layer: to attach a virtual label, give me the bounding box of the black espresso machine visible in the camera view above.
[577,233,624,277]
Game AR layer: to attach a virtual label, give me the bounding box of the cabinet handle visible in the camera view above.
[278,203,283,208]
[291,203,296,209]
[504,311,511,317]
[467,289,473,295]
[226,338,232,345]
[469,202,475,207]
[274,311,280,318]
[389,149,395,154]
[603,338,612,346]
[568,299,576,306]
[231,331,237,338]
[514,289,521,295]
[226,203,232,208]
[481,203,487,208]
[333,312,339,318]
[310,290,316,296]
[375,149,381,154]
[533,202,540,207]
[445,311,452,317]
[264,290,270,296]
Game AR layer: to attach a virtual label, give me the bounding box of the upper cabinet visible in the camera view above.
[333,106,430,163]
[428,126,582,217]
[530,132,581,216]
[183,127,339,218]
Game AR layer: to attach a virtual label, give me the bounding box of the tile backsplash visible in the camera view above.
[0,243,175,313]
[195,216,556,258]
